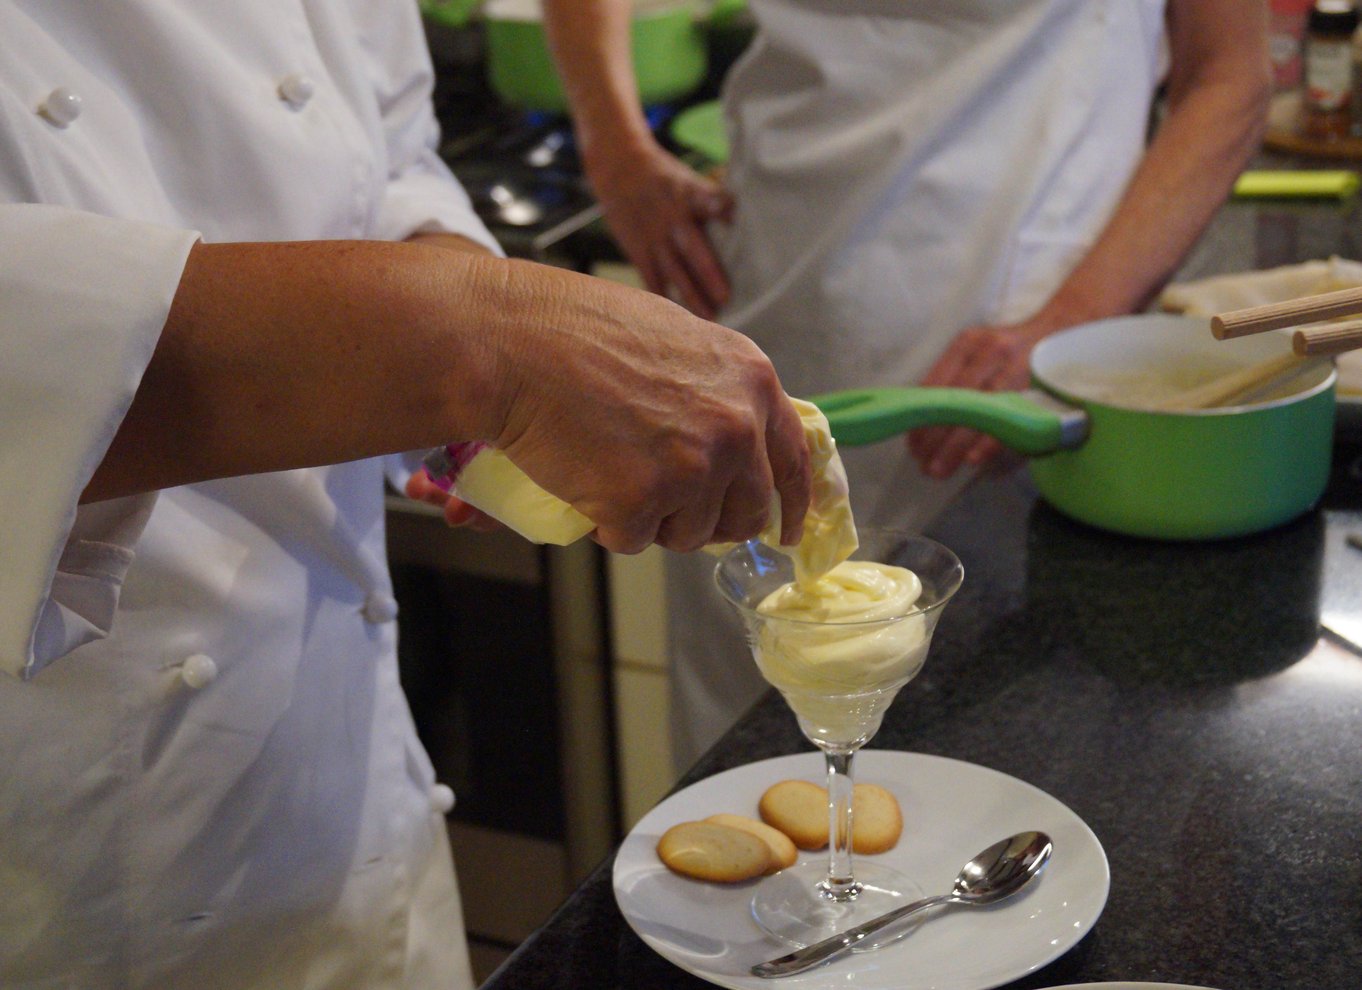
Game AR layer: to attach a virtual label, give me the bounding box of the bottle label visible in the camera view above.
[1269,7,1309,90]
[1306,39,1353,110]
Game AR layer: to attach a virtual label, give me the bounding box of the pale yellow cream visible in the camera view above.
[742,401,929,744]
[759,398,860,587]
[752,561,928,744]
[713,397,860,582]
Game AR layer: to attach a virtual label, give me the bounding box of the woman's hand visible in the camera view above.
[484,260,811,555]
[907,319,1050,478]
[586,141,733,319]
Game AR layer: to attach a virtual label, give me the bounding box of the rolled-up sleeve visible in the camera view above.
[0,204,199,679]
[359,1,502,254]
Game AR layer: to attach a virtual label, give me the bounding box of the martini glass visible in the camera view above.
[714,530,963,946]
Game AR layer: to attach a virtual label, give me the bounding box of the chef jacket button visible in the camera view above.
[362,592,399,624]
[37,87,82,127]
[277,73,315,110]
[180,653,219,689]
[430,783,456,815]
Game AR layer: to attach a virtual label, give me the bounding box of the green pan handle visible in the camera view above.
[810,387,1089,455]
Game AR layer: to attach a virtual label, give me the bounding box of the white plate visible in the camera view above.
[613,751,1110,990]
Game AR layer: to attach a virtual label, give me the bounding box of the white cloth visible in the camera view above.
[1159,256,1362,395]
[0,2,495,986]
[667,0,1169,770]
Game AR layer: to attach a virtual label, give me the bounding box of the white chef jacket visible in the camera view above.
[667,0,1169,769]
[0,2,498,987]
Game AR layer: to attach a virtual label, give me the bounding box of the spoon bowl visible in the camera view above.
[955,830,1054,904]
[751,830,1052,978]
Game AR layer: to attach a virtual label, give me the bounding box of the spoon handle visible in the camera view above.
[750,892,956,978]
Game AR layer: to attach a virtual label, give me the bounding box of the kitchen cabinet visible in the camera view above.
[474,439,1362,990]
[386,499,619,981]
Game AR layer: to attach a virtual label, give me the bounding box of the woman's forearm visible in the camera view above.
[83,239,813,554]
[85,239,513,502]
[1039,0,1272,325]
[542,0,657,165]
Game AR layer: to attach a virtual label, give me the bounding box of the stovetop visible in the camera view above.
[422,6,751,262]
[428,38,698,263]
[442,114,603,250]
[425,38,605,261]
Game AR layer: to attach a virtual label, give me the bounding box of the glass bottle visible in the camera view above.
[1304,0,1360,140]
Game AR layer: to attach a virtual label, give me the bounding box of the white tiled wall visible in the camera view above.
[591,261,684,828]
[606,545,679,827]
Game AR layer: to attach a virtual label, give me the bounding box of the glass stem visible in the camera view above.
[821,748,861,901]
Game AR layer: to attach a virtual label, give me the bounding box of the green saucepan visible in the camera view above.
[812,314,1338,541]
[475,0,746,114]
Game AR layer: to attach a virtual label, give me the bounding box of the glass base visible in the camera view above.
[750,861,924,948]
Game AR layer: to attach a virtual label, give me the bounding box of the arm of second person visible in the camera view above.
[541,0,732,318]
[910,0,1273,478]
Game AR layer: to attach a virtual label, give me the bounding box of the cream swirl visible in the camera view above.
[725,397,860,587]
[754,560,927,697]
[737,399,932,741]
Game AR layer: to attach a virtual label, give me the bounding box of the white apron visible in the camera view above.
[667,0,1168,769]
[0,2,497,986]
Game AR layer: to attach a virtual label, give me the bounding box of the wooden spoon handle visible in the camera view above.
[1159,352,1309,411]
[1212,285,1362,339]
[1293,317,1362,355]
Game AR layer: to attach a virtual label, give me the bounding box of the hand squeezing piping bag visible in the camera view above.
[421,442,595,546]
[420,396,855,556]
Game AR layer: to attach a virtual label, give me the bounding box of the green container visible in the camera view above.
[481,0,744,113]
[813,314,1337,541]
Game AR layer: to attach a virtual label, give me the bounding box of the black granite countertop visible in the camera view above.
[482,433,1362,990]
[455,129,1362,989]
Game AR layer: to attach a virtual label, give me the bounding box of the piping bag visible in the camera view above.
[421,440,594,546]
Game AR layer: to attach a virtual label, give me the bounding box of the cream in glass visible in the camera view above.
[753,560,928,749]
[715,400,963,946]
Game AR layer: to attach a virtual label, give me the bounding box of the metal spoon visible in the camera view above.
[751,830,1053,978]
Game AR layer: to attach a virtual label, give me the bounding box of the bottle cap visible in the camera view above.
[1310,0,1359,33]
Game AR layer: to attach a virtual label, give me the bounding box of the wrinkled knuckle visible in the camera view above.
[608,472,654,510]
[654,512,707,553]
[729,339,776,380]
[663,531,708,554]
[661,441,713,491]
[778,441,813,493]
[717,505,770,546]
[716,408,762,456]
[598,527,651,555]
